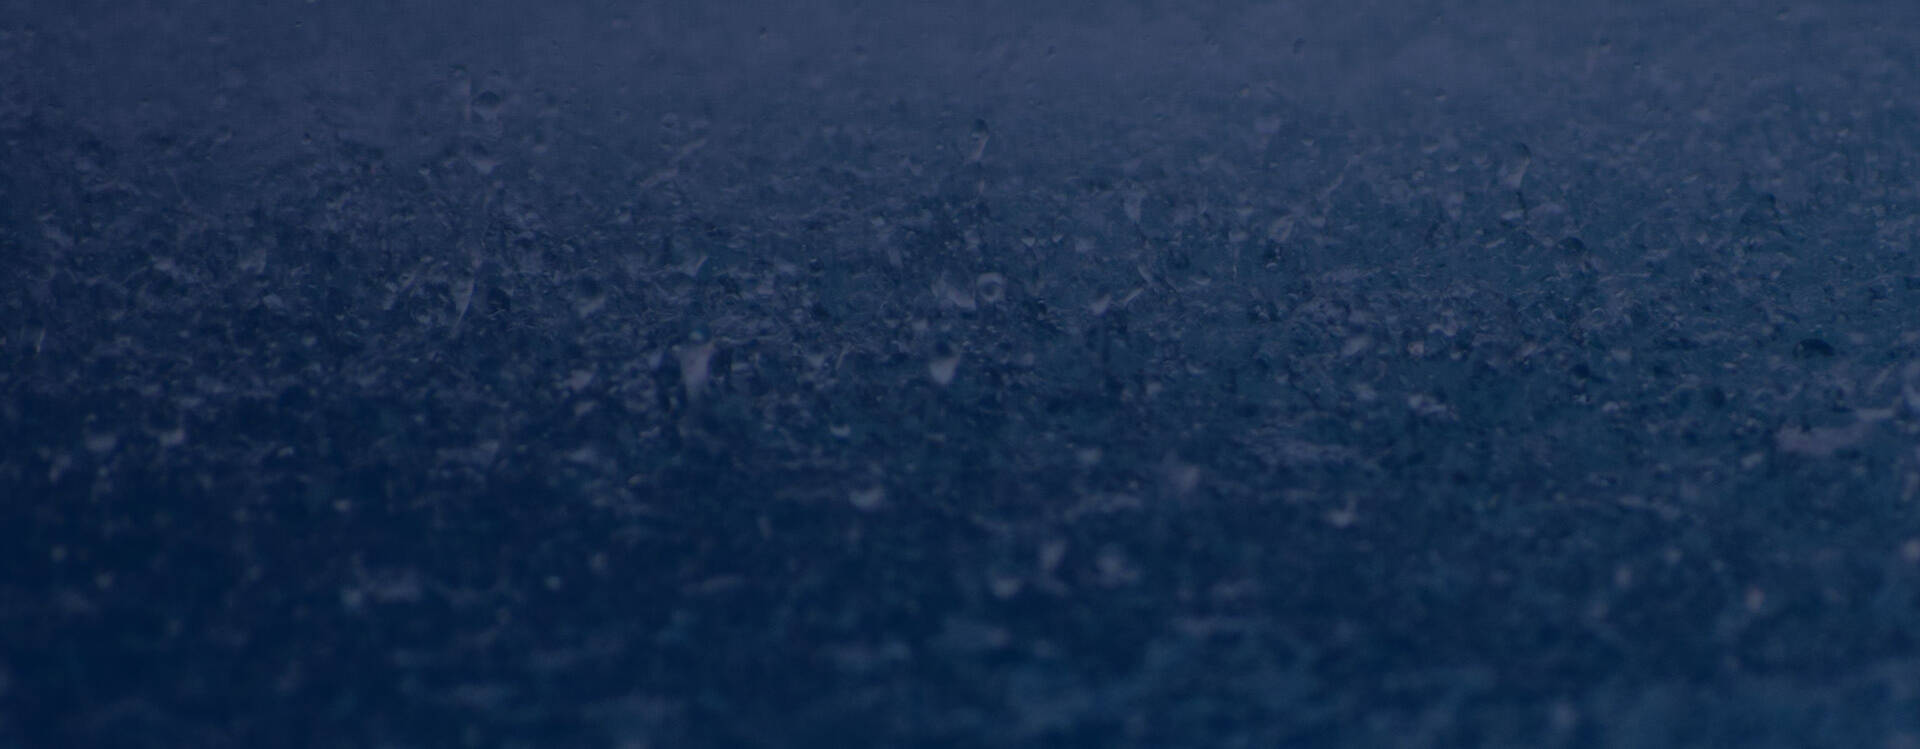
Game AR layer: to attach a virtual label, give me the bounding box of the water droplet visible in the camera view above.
[574,292,608,319]
[849,485,886,511]
[1326,500,1359,528]
[1794,338,1835,358]
[967,119,991,163]
[471,90,504,120]
[678,341,715,397]
[1500,142,1532,190]
[975,273,1006,305]
[466,145,499,175]
[929,354,961,386]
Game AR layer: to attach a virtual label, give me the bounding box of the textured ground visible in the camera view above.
[6,1,1920,746]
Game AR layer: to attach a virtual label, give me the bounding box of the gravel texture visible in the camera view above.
[6,1,1920,746]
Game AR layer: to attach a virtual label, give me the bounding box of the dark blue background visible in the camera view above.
[6,1,1920,746]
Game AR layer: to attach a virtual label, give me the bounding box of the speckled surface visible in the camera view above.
[6,2,1920,746]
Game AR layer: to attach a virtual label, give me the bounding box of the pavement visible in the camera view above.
[5,1,1920,746]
